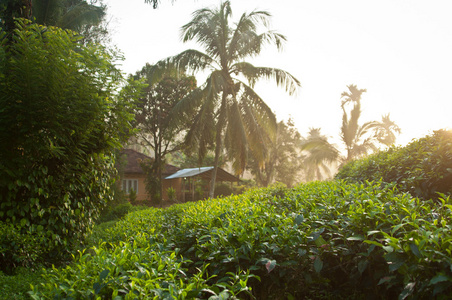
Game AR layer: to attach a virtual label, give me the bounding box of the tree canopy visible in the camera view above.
[132,63,196,203]
[167,1,300,197]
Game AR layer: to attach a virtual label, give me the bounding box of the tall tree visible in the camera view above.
[339,84,401,164]
[133,63,196,203]
[301,128,339,181]
[168,1,300,198]
[248,119,303,187]
[340,84,379,163]
[374,113,401,147]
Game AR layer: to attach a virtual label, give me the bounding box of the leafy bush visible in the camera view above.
[0,19,135,268]
[0,268,43,300]
[214,182,233,198]
[97,202,148,224]
[336,129,452,200]
[30,181,452,299]
[167,187,177,201]
[0,222,46,274]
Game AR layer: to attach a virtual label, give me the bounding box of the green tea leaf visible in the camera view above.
[347,235,364,241]
[294,214,304,225]
[314,257,323,273]
[99,269,109,281]
[358,260,368,274]
[409,243,421,258]
[429,274,451,285]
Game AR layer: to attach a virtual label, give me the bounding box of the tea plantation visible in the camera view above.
[2,130,452,299]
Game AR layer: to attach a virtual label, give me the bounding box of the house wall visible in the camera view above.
[122,173,147,201]
[122,173,184,202]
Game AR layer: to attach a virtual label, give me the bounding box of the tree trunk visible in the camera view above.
[208,123,223,199]
[208,95,227,198]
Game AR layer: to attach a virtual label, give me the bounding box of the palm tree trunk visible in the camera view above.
[208,132,222,198]
[208,95,227,198]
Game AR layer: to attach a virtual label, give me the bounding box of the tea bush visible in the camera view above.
[0,268,43,300]
[30,181,452,299]
[97,202,148,224]
[336,129,452,200]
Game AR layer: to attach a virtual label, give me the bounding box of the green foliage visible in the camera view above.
[29,180,452,298]
[0,19,134,269]
[0,268,43,300]
[0,221,47,274]
[248,119,303,187]
[128,188,137,205]
[167,187,177,201]
[214,182,233,198]
[97,202,148,224]
[169,1,300,197]
[133,66,197,204]
[336,129,452,200]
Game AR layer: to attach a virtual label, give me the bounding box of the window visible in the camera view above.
[122,179,138,194]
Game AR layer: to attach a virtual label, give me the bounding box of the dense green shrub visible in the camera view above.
[0,268,43,300]
[0,19,135,269]
[97,202,148,224]
[30,181,452,299]
[0,222,47,274]
[214,182,234,198]
[336,129,452,200]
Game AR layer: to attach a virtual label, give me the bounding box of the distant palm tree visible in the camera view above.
[374,113,401,147]
[168,1,300,198]
[301,128,339,181]
[32,0,106,33]
[340,84,379,163]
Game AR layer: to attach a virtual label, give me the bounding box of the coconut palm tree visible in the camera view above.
[340,84,379,163]
[374,113,401,147]
[301,128,339,181]
[168,1,300,198]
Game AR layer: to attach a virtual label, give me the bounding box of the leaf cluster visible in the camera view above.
[30,179,452,299]
[0,19,135,269]
[336,129,452,200]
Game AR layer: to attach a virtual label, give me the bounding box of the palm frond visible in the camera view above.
[238,81,277,138]
[224,100,248,174]
[58,1,105,31]
[233,62,300,95]
[167,49,216,74]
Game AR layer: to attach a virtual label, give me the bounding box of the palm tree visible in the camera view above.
[32,0,106,38]
[340,84,379,163]
[301,128,339,181]
[248,119,303,187]
[374,113,401,147]
[168,1,300,198]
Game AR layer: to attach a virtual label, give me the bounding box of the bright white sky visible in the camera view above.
[105,0,452,148]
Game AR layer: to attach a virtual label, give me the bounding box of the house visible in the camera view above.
[119,149,180,201]
[120,149,241,203]
[165,166,241,201]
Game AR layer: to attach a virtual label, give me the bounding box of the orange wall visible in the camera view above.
[122,173,147,201]
[123,173,183,202]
